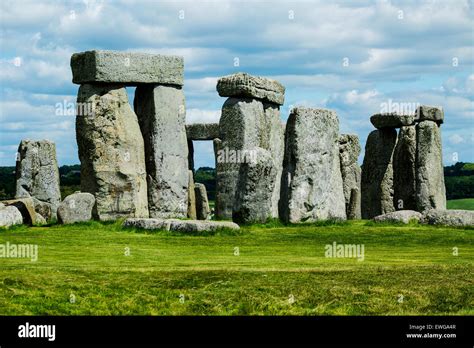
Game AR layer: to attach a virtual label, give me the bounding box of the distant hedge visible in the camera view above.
[0,162,472,202]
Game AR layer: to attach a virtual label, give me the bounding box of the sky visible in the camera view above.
[0,0,473,169]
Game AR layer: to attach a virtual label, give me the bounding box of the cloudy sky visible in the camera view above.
[0,0,473,168]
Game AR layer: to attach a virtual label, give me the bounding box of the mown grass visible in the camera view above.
[447,198,474,210]
[0,220,472,315]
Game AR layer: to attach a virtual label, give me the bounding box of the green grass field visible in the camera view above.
[0,220,472,315]
[447,198,474,210]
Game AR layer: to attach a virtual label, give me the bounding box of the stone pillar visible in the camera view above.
[233,148,275,223]
[216,97,262,219]
[187,170,197,219]
[280,107,346,223]
[71,50,185,220]
[215,73,285,222]
[195,183,211,220]
[135,85,188,218]
[76,84,149,220]
[361,129,397,219]
[264,103,285,219]
[15,139,61,218]
[393,125,417,210]
[338,134,361,219]
[415,107,446,211]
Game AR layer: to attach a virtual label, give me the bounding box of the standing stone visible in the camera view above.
[195,183,211,220]
[338,134,361,219]
[187,171,197,220]
[280,108,346,223]
[233,148,275,223]
[57,192,95,224]
[187,139,194,172]
[393,125,417,210]
[216,98,263,219]
[76,84,149,221]
[15,140,61,217]
[264,103,285,218]
[361,129,397,219]
[416,121,446,211]
[134,85,188,218]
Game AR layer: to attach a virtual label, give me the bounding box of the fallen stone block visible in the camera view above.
[123,218,240,232]
[1,198,37,225]
[0,206,23,227]
[57,192,95,224]
[421,209,473,227]
[373,210,422,224]
[71,50,184,86]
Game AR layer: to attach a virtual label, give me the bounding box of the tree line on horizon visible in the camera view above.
[0,163,472,202]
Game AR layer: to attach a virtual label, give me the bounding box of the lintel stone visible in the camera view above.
[71,50,184,86]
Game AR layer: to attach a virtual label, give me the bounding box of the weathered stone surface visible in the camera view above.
[71,50,184,86]
[280,108,346,223]
[217,73,285,105]
[123,218,240,232]
[393,126,417,210]
[415,105,444,124]
[15,139,61,217]
[370,114,414,129]
[373,210,422,224]
[421,209,473,227]
[0,206,23,227]
[135,85,188,219]
[416,121,446,211]
[186,123,220,140]
[216,98,263,219]
[264,103,285,218]
[35,213,46,225]
[187,171,197,220]
[32,197,53,221]
[187,139,194,171]
[233,148,275,223]
[361,129,397,219]
[195,183,210,220]
[2,198,37,225]
[339,134,361,219]
[57,192,95,224]
[76,84,149,221]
